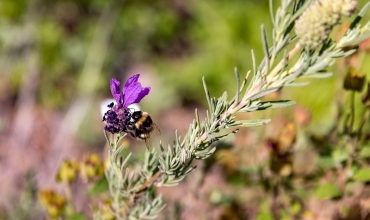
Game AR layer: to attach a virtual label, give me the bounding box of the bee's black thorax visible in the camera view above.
[126,111,155,142]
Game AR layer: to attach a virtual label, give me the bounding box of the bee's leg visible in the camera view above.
[126,123,135,130]
[128,131,136,139]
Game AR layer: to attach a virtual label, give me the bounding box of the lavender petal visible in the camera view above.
[122,74,151,107]
[110,78,121,104]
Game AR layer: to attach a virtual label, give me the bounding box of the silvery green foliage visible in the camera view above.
[100,0,370,219]
[103,133,166,219]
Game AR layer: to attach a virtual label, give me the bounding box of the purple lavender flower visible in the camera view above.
[103,74,151,133]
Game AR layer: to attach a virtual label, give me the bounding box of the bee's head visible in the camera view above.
[132,111,143,121]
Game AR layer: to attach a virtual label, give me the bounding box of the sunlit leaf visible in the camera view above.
[318,157,336,168]
[359,147,370,158]
[89,177,109,195]
[332,148,349,164]
[291,202,301,215]
[314,183,341,199]
[353,168,370,182]
[257,212,274,220]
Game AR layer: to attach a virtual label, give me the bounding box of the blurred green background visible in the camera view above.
[1,0,370,219]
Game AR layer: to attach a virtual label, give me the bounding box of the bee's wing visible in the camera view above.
[144,137,152,150]
[143,121,159,150]
[153,122,161,135]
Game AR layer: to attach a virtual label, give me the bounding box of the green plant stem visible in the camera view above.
[350,91,356,133]
[358,108,370,141]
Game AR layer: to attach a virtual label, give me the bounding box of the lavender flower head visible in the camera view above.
[103,74,151,133]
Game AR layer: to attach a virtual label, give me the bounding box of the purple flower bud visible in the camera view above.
[104,74,151,134]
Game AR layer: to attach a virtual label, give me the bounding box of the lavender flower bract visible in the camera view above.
[103,74,151,133]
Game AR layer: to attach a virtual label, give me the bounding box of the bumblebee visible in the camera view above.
[125,111,160,149]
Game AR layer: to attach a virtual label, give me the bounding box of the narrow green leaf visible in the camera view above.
[201,147,217,159]
[291,0,313,21]
[344,32,370,47]
[159,141,165,153]
[221,91,228,102]
[175,130,180,148]
[103,130,110,146]
[233,119,271,127]
[233,67,240,108]
[278,49,288,76]
[261,24,270,73]
[333,48,357,58]
[353,168,370,182]
[115,133,126,146]
[249,87,281,100]
[215,129,239,140]
[359,2,370,16]
[303,72,333,78]
[349,2,370,30]
[120,152,132,171]
[202,77,214,112]
[241,71,250,92]
[269,0,274,26]
[284,81,310,87]
[251,49,256,76]
[257,100,296,110]
[314,183,341,199]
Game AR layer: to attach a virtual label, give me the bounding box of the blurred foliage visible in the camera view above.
[38,155,106,219]
[1,0,370,219]
[0,0,271,111]
[2,0,368,123]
